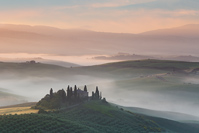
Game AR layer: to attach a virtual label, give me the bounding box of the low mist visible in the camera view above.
[0,61,199,120]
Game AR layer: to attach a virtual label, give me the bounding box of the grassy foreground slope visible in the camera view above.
[0,101,199,133]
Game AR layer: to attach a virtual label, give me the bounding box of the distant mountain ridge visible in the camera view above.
[0,24,199,56]
[140,24,199,38]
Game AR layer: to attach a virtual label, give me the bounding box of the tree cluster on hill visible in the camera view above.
[35,85,103,109]
[91,86,102,100]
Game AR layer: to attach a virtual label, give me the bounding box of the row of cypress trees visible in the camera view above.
[49,85,101,101]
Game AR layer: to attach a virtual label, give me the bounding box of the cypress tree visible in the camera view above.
[50,88,53,98]
[95,86,99,99]
[84,85,87,92]
[67,85,70,98]
[74,85,77,99]
[92,91,95,100]
[70,87,73,97]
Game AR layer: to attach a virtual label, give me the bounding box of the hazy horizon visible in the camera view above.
[0,23,199,65]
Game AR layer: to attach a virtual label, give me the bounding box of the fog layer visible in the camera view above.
[0,61,199,119]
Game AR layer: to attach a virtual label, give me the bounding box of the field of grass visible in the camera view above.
[0,107,38,115]
[0,102,38,115]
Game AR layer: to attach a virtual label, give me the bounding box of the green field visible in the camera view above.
[0,101,199,133]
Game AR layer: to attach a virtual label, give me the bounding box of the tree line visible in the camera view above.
[35,85,103,109]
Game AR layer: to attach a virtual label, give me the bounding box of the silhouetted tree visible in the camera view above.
[70,87,73,98]
[95,86,99,99]
[61,89,66,102]
[74,85,77,99]
[92,91,95,100]
[50,88,53,98]
[100,92,102,100]
[84,85,87,92]
[67,85,70,98]
[102,98,107,104]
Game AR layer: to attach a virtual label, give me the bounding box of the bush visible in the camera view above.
[101,98,108,104]
[38,109,47,114]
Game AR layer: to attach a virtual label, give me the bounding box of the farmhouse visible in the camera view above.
[77,88,88,98]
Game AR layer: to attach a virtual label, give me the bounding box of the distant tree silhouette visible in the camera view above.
[70,87,73,98]
[95,86,99,99]
[92,91,95,100]
[50,88,53,98]
[84,85,87,92]
[61,89,66,102]
[74,85,77,99]
[100,92,102,100]
[67,85,70,98]
[102,98,107,103]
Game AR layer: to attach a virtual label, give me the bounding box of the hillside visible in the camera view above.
[0,61,70,78]
[0,60,199,117]
[3,59,198,79]
[1,100,199,133]
[121,106,199,122]
[0,24,199,56]
[141,24,199,38]
[88,59,199,70]
[0,88,26,107]
[0,57,80,68]
[93,53,199,62]
[0,102,37,115]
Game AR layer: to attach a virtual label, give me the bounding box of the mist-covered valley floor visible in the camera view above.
[0,59,199,120]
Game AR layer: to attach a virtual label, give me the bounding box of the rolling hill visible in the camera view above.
[0,24,199,56]
[141,24,199,38]
[0,59,199,117]
[0,88,26,107]
[121,105,199,122]
[1,101,199,133]
[0,57,80,68]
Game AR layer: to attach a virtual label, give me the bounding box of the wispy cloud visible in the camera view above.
[0,0,199,33]
[88,0,157,8]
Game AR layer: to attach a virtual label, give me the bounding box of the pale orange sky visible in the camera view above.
[0,0,199,33]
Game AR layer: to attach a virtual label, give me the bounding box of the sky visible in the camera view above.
[0,0,199,33]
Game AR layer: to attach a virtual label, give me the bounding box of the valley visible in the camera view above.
[0,59,199,118]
